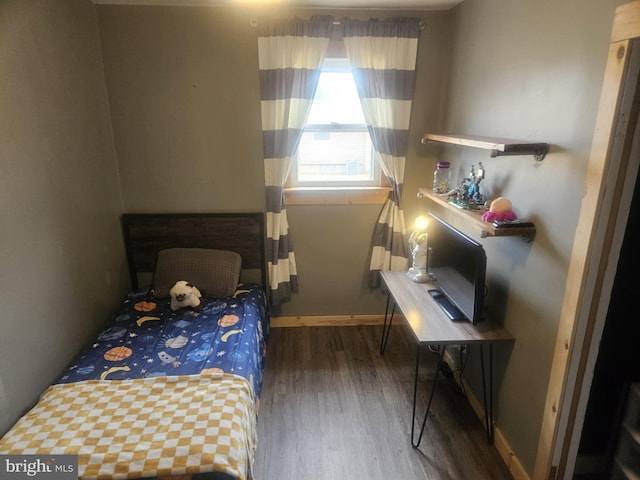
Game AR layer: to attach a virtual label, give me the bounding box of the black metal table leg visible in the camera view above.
[379,293,396,355]
[411,344,446,448]
[480,344,494,444]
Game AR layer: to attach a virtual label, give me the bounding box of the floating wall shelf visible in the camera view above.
[417,188,536,241]
[422,133,549,161]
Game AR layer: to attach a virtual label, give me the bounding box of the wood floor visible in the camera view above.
[254,324,513,480]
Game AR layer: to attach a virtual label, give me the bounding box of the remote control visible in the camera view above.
[492,219,535,228]
[428,289,465,321]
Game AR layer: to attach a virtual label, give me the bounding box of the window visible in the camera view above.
[292,58,379,187]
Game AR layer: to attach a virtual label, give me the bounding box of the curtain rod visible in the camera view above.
[249,18,424,29]
[250,19,342,27]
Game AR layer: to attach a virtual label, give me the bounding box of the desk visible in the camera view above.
[380,271,514,447]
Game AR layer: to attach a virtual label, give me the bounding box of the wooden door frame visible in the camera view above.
[533,2,640,479]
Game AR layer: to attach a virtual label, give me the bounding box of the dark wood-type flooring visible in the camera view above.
[254,324,513,479]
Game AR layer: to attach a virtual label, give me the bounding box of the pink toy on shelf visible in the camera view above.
[481,197,518,222]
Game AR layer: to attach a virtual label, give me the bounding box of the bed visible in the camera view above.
[0,213,269,480]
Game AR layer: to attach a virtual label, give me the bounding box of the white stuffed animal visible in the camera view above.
[169,281,202,312]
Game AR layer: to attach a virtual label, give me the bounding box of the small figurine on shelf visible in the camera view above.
[481,196,518,223]
[449,162,486,209]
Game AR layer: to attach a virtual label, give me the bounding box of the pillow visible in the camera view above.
[153,248,241,299]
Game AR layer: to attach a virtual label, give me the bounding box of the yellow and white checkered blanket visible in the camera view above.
[0,374,256,480]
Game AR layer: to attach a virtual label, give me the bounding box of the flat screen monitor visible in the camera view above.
[428,212,487,324]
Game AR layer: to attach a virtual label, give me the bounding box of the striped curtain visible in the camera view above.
[342,17,421,288]
[257,16,334,306]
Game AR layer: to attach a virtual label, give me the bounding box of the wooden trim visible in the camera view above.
[612,0,640,42]
[533,7,640,477]
[556,41,640,480]
[495,427,530,480]
[271,314,386,327]
[443,349,530,480]
[284,187,391,206]
[533,39,631,480]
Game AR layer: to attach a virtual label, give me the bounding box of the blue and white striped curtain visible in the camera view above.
[257,16,334,306]
[342,17,421,288]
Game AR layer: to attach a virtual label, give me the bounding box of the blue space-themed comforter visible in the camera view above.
[57,283,269,399]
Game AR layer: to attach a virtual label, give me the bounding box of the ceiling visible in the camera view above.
[93,0,463,11]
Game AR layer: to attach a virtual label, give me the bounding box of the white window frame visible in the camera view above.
[289,58,381,189]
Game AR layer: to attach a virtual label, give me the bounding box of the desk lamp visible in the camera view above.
[407,215,429,283]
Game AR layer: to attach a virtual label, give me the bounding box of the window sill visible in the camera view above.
[284,187,391,205]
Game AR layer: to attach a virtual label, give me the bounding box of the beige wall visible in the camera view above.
[0,1,128,435]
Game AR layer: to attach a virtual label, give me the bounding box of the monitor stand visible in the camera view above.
[428,289,465,321]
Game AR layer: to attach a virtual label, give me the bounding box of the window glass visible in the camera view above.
[293,58,378,186]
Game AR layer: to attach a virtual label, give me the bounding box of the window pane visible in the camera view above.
[307,72,365,125]
[297,130,374,183]
[294,59,377,186]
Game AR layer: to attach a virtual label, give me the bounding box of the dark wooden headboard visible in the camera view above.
[121,213,267,290]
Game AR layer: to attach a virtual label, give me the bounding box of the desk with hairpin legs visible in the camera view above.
[379,271,514,447]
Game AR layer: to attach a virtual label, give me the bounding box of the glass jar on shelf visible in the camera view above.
[433,161,450,194]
